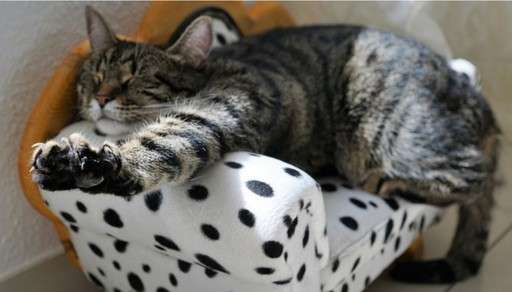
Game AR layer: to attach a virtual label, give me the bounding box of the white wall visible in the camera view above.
[0,2,148,281]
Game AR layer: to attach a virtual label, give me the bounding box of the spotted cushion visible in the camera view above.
[40,121,443,292]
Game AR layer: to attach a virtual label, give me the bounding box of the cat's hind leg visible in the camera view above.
[356,133,499,283]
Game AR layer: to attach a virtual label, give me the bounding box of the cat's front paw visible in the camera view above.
[31,134,121,191]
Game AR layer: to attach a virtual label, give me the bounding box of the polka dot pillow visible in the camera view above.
[40,121,443,292]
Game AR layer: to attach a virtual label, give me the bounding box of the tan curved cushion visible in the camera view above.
[17,1,294,269]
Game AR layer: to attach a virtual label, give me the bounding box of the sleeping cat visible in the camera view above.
[31,7,500,284]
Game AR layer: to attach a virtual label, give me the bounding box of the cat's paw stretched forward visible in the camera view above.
[30,134,121,192]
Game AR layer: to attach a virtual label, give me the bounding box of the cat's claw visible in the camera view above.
[30,134,121,192]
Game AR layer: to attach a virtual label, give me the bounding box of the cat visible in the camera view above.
[31,6,500,284]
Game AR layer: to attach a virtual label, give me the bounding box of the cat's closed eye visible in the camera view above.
[153,72,193,96]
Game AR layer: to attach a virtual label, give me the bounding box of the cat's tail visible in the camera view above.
[390,131,500,283]
[390,192,493,283]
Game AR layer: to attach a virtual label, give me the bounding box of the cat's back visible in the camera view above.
[210,24,365,68]
[211,24,453,103]
[212,24,445,70]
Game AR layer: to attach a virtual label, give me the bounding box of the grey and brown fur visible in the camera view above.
[31,7,500,284]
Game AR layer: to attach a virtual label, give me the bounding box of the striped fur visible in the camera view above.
[31,7,500,283]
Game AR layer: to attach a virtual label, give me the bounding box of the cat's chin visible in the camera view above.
[95,118,135,136]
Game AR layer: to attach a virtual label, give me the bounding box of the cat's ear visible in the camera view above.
[85,6,117,52]
[168,16,213,67]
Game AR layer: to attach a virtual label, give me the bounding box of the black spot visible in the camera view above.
[70,225,79,233]
[113,288,122,292]
[246,180,274,197]
[113,260,121,270]
[88,243,104,258]
[195,254,230,274]
[315,245,323,259]
[384,219,394,243]
[169,273,178,286]
[369,201,378,208]
[98,267,105,276]
[255,267,275,275]
[299,199,304,210]
[76,201,87,213]
[60,212,76,223]
[370,231,377,246]
[365,276,371,287]
[178,260,191,273]
[188,185,209,201]
[225,161,243,169]
[273,278,292,285]
[88,272,103,288]
[205,268,217,278]
[395,236,402,252]
[320,183,337,192]
[127,272,144,291]
[283,215,292,227]
[154,235,180,251]
[384,198,400,211]
[154,245,165,252]
[104,209,123,228]
[156,288,169,292]
[342,283,349,292]
[349,198,367,209]
[400,211,408,230]
[262,241,284,258]
[144,190,162,212]
[302,225,310,248]
[340,216,359,231]
[284,167,301,177]
[238,208,255,227]
[201,224,220,241]
[420,215,426,231]
[142,264,151,273]
[287,217,299,238]
[409,221,416,231]
[43,200,49,206]
[332,258,340,272]
[297,264,306,281]
[216,33,227,45]
[114,240,128,253]
[351,257,361,272]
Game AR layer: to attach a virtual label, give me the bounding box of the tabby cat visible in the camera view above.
[31,7,500,284]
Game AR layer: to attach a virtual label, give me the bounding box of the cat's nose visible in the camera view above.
[96,95,112,108]
[96,83,115,107]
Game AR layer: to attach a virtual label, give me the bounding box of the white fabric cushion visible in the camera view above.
[40,122,443,292]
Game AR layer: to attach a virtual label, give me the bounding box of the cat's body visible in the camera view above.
[31,8,499,284]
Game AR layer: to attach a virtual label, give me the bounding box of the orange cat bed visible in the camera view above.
[17,1,294,268]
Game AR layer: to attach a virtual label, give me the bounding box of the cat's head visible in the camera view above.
[77,7,215,130]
